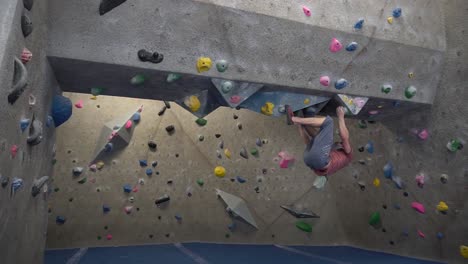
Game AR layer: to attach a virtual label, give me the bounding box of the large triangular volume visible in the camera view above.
[99,0,127,15]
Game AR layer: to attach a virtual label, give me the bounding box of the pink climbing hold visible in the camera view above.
[125,120,132,129]
[415,173,425,188]
[411,202,425,214]
[369,110,379,115]
[21,48,32,64]
[230,95,242,104]
[417,230,425,238]
[124,206,133,214]
[106,234,113,240]
[278,151,295,169]
[302,6,311,17]
[132,186,139,193]
[417,129,429,140]
[138,105,143,113]
[89,164,97,172]
[320,76,330,87]
[10,145,18,158]
[329,38,343,53]
[74,100,83,108]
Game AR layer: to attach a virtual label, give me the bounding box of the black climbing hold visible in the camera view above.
[272,234,275,238]
[158,216,161,220]
[136,207,140,211]
[148,141,157,150]
[138,49,164,64]
[96,105,100,108]
[403,192,408,197]
[358,146,365,152]
[1,176,10,188]
[218,141,224,149]
[254,187,260,193]
[233,114,238,119]
[152,161,158,167]
[68,198,73,202]
[358,160,366,165]
[164,101,171,109]
[389,241,394,245]
[215,134,221,138]
[23,0,33,10]
[382,228,386,233]
[104,225,108,230]
[383,205,387,209]
[237,123,242,130]
[155,195,170,206]
[262,169,267,174]
[48,208,51,213]
[368,120,376,124]
[230,178,235,182]
[99,0,127,15]
[198,135,204,141]
[158,106,167,116]
[8,58,28,105]
[167,180,173,185]
[165,233,170,238]
[166,125,175,133]
[240,147,248,159]
[21,14,33,38]
[156,171,159,175]
[175,154,179,158]
[149,234,153,238]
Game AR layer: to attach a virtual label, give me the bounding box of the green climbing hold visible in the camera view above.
[358,120,367,129]
[225,233,230,238]
[91,87,104,96]
[167,73,182,83]
[221,81,233,94]
[404,86,417,99]
[97,236,101,240]
[250,148,258,156]
[296,221,312,233]
[381,84,392,94]
[216,60,229,72]
[78,178,87,184]
[197,179,204,186]
[54,187,60,192]
[130,74,146,85]
[369,212,381,226]
[195,118,207,126]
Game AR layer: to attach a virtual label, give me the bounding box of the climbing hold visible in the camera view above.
[417,129,429,140]
[77,178,87,184]
[10,145,18,158]
[91,87,104,96]
[218,141,224,149]
[460,245,468,258]
[278,151,294,168]
[46,115,53,128]
[158,106,167,116]
[240,147,248,159]
[27,117,43,146]
[392,176,404,189]
[411,202,425,214]
[334,79,348,90]
[436,201,449,213]
[303,98,310,105]
[11,178,23,195]
[230,95,242,104]
[214,166,226,177]
[216,60,229,72]
[256,138,262,147]
[146,168,153,176]
[354,18,364,30]
[381,84,393,94]
[415,173,425,188]
[408,72,414,78]
[21,48,32,64]
[96,161,105,170]
[233,114,239,120]
[437,232,444,240]
[387,16,394,24]
[394,204,401,210]
[357,181,366,191]
[405,86,417,99]
[220,81,234,94]
[99,0,127,15]
[383,162,393,178]
[51,95,72,127]
[302,6,311,17]
[369,110,379,115]
[31,176,48,197]
[131,112,141,122]
[23,0,33,10]
[365,141,374,154]
[358,120,367,129]
[224,148,232,159]
[124,120,132,130]
[319,76,330,87]
[74,100,83,109]
[148,141,157,150]
[21,14,33,37]
[195,118,207,126]
[295,221,312,233]
[196,57,212,73]
[175,214,183,221]
[155,194,170,206]
[329,38,343,53]
[20,119,30,132]
[104,142,113,152]
[236,176,246,183]
[198,135,204,141]
[313,176,327,189]
[123,184,132,193]
[1,176,9,188]
[29,94,36,106]
[166,125,175,133]
[139,160,147,167]
[368,212,381,226]
[72,167,84,176]
[137,49,163,64]
[440,174,448,184]
[345,42,358,52]
[138,178,145,186]
[373,178,381,187]
[167,73,182,83]
[237,123,242,130]
[392,8,402,18]
[358,146,364,152]
[103,205,111,213]
[216,150,222,159]
[130,74,146,85]
[250,148,258,156]
[277,105,286,114]
[184,95,201,112]
[196,179,204,186]
[56,216,66,225]
[417,230,425,238]
[228,222,236,231]
[446,139,464,152]
[261,102,275,116]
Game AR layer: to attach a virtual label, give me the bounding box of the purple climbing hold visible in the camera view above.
[103,205,111,213]
[139,160,147,167]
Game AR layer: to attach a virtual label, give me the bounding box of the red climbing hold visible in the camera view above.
[21,48,32,64]
[10,145,18,158]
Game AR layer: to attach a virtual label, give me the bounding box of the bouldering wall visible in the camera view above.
[0,0,60,263]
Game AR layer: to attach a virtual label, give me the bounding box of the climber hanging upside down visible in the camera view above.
[287,106,353,177]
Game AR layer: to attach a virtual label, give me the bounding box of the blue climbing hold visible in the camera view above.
[104,143,113,152]
[175,214,182,221]
[393,8,402,18]
[437,232,444,240]
[51,95,72,128]
[139,160,147,167]
[56,216,66,224]
[366,141,374,154]
[103,205,111,213]
[346,42,358,52]
[146,168,153,176]
[394,204,401,210]
[354,18,364,30]
[123,184,132,193]
[20,119,30,132]
[236,176,246,183]
[383,162,393,178]
[11,178,23,192]
[131,112,141,122]
[228,222,236,231]
[335,79,348,90]
[393,101,401,107]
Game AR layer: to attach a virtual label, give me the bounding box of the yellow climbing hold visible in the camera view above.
[197,57,212,73]
[96,161,105,170]
[460,245,468,259]
[261,102,275,116]
[373,178,381,187]
[90,95,97,100]
[304,98,310,104]
[387,16,394,24]
[214,166,226,178]
[408,72,414,78]
[224,149,232,159]
[184,95,201,112]
[436,201,449,212]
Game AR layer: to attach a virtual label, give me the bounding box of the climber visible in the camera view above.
[288,106,352,176]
